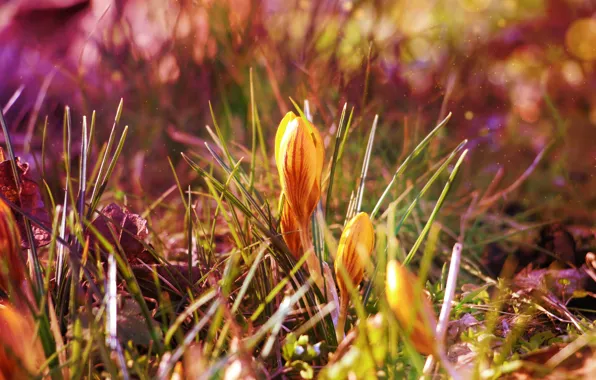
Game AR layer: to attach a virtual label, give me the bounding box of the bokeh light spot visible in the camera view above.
[458,0,492,12]
[565,18,596,61]
[561,60,584,86]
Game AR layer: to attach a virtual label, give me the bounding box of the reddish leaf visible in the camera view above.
[89,203,148,259]
[0,157,51,248]
[513,266,591,302]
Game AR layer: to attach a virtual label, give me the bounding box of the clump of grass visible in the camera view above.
[0,76,593,380]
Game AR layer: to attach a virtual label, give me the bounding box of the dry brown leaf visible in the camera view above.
[513,267,592,302]
[131,263,203,300]
[504,343,596,379]
[0,156,51,248]
[89,203,148,259]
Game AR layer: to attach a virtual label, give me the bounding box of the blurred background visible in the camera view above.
[0,0,595,222]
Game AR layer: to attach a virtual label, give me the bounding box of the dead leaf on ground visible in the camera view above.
[482,224,587,278]
[131,262,204,300]
[513,266,593,303]
[539,224,580,268]
[447,313,481,342]
[66,296,161,347]
[116,297,161,346]
[0,155,51,248]
[89,203,149,260]
[503,343,596,379]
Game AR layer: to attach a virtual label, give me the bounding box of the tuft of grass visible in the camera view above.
[0,84,593,380]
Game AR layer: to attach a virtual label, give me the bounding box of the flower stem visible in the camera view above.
[300,227,323,290]
[335,295,349,343]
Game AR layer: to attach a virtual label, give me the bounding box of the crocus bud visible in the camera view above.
[275,112,324,228]
[335,212,375,341]
[385,260,437,355]
[0,304,45,378]
[335,212,375,298]
[280,202,302,260]
[0,199,25,292]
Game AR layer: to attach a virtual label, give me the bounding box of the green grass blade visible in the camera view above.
[404,148,468,265]
[86,99,123,219]
[324,103,348,218]
[371,112,452,219]
[354,114,378,215]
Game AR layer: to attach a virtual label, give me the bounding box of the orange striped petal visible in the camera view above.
[0,304,45,378]
[274,111,298,168]
[385,260,437,355]
[277,118,318,227]
[305,119,324,187]
[280,202,303,260]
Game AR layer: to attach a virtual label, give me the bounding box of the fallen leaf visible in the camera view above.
[513,267,592,303]
[116,297,161,346]
[504,343,596,379]
[89,203,148,260]
[0,156,51,248]
[447,313,480,341]
[512,266,595,331]
[131,262,204,300]
[66,296,161,347]
[538,224,578,267]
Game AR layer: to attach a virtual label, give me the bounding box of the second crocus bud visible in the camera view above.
[334,212,375,341]
[385,259,437,355]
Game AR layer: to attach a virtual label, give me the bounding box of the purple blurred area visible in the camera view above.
[0,0,595,218]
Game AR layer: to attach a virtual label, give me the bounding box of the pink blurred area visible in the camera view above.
[1,0,596,213]
[0,0,221,126]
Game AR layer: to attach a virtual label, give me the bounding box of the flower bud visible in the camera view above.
[280,202,302,260]
[0,303,45,378]
[385,260,437,355]
[275,112,324,227]
[335,212,375,297]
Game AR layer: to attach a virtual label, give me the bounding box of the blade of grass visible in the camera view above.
[393,140,468,235]
[106,253,130,380]
[324,103,349,218]
[371,112,452,219]
[86,99,123,219]
[2,84,24,114]
[404,149,468,265]
[354,114,378,215]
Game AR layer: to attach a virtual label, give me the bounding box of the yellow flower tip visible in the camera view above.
[0,304,45,378]
[385,260,437,355]
[280,202,303,260]
[274,111,298,166]
[335,212,375,296]
[0,200,25,291]
[276,116,324,227]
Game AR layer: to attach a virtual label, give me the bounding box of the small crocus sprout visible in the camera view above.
[280,201,303,260]
[275,112,324,228]
[335,212,375,341]
[0,304,45,378]
[0,199,25,292]
[385,259,437,355]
